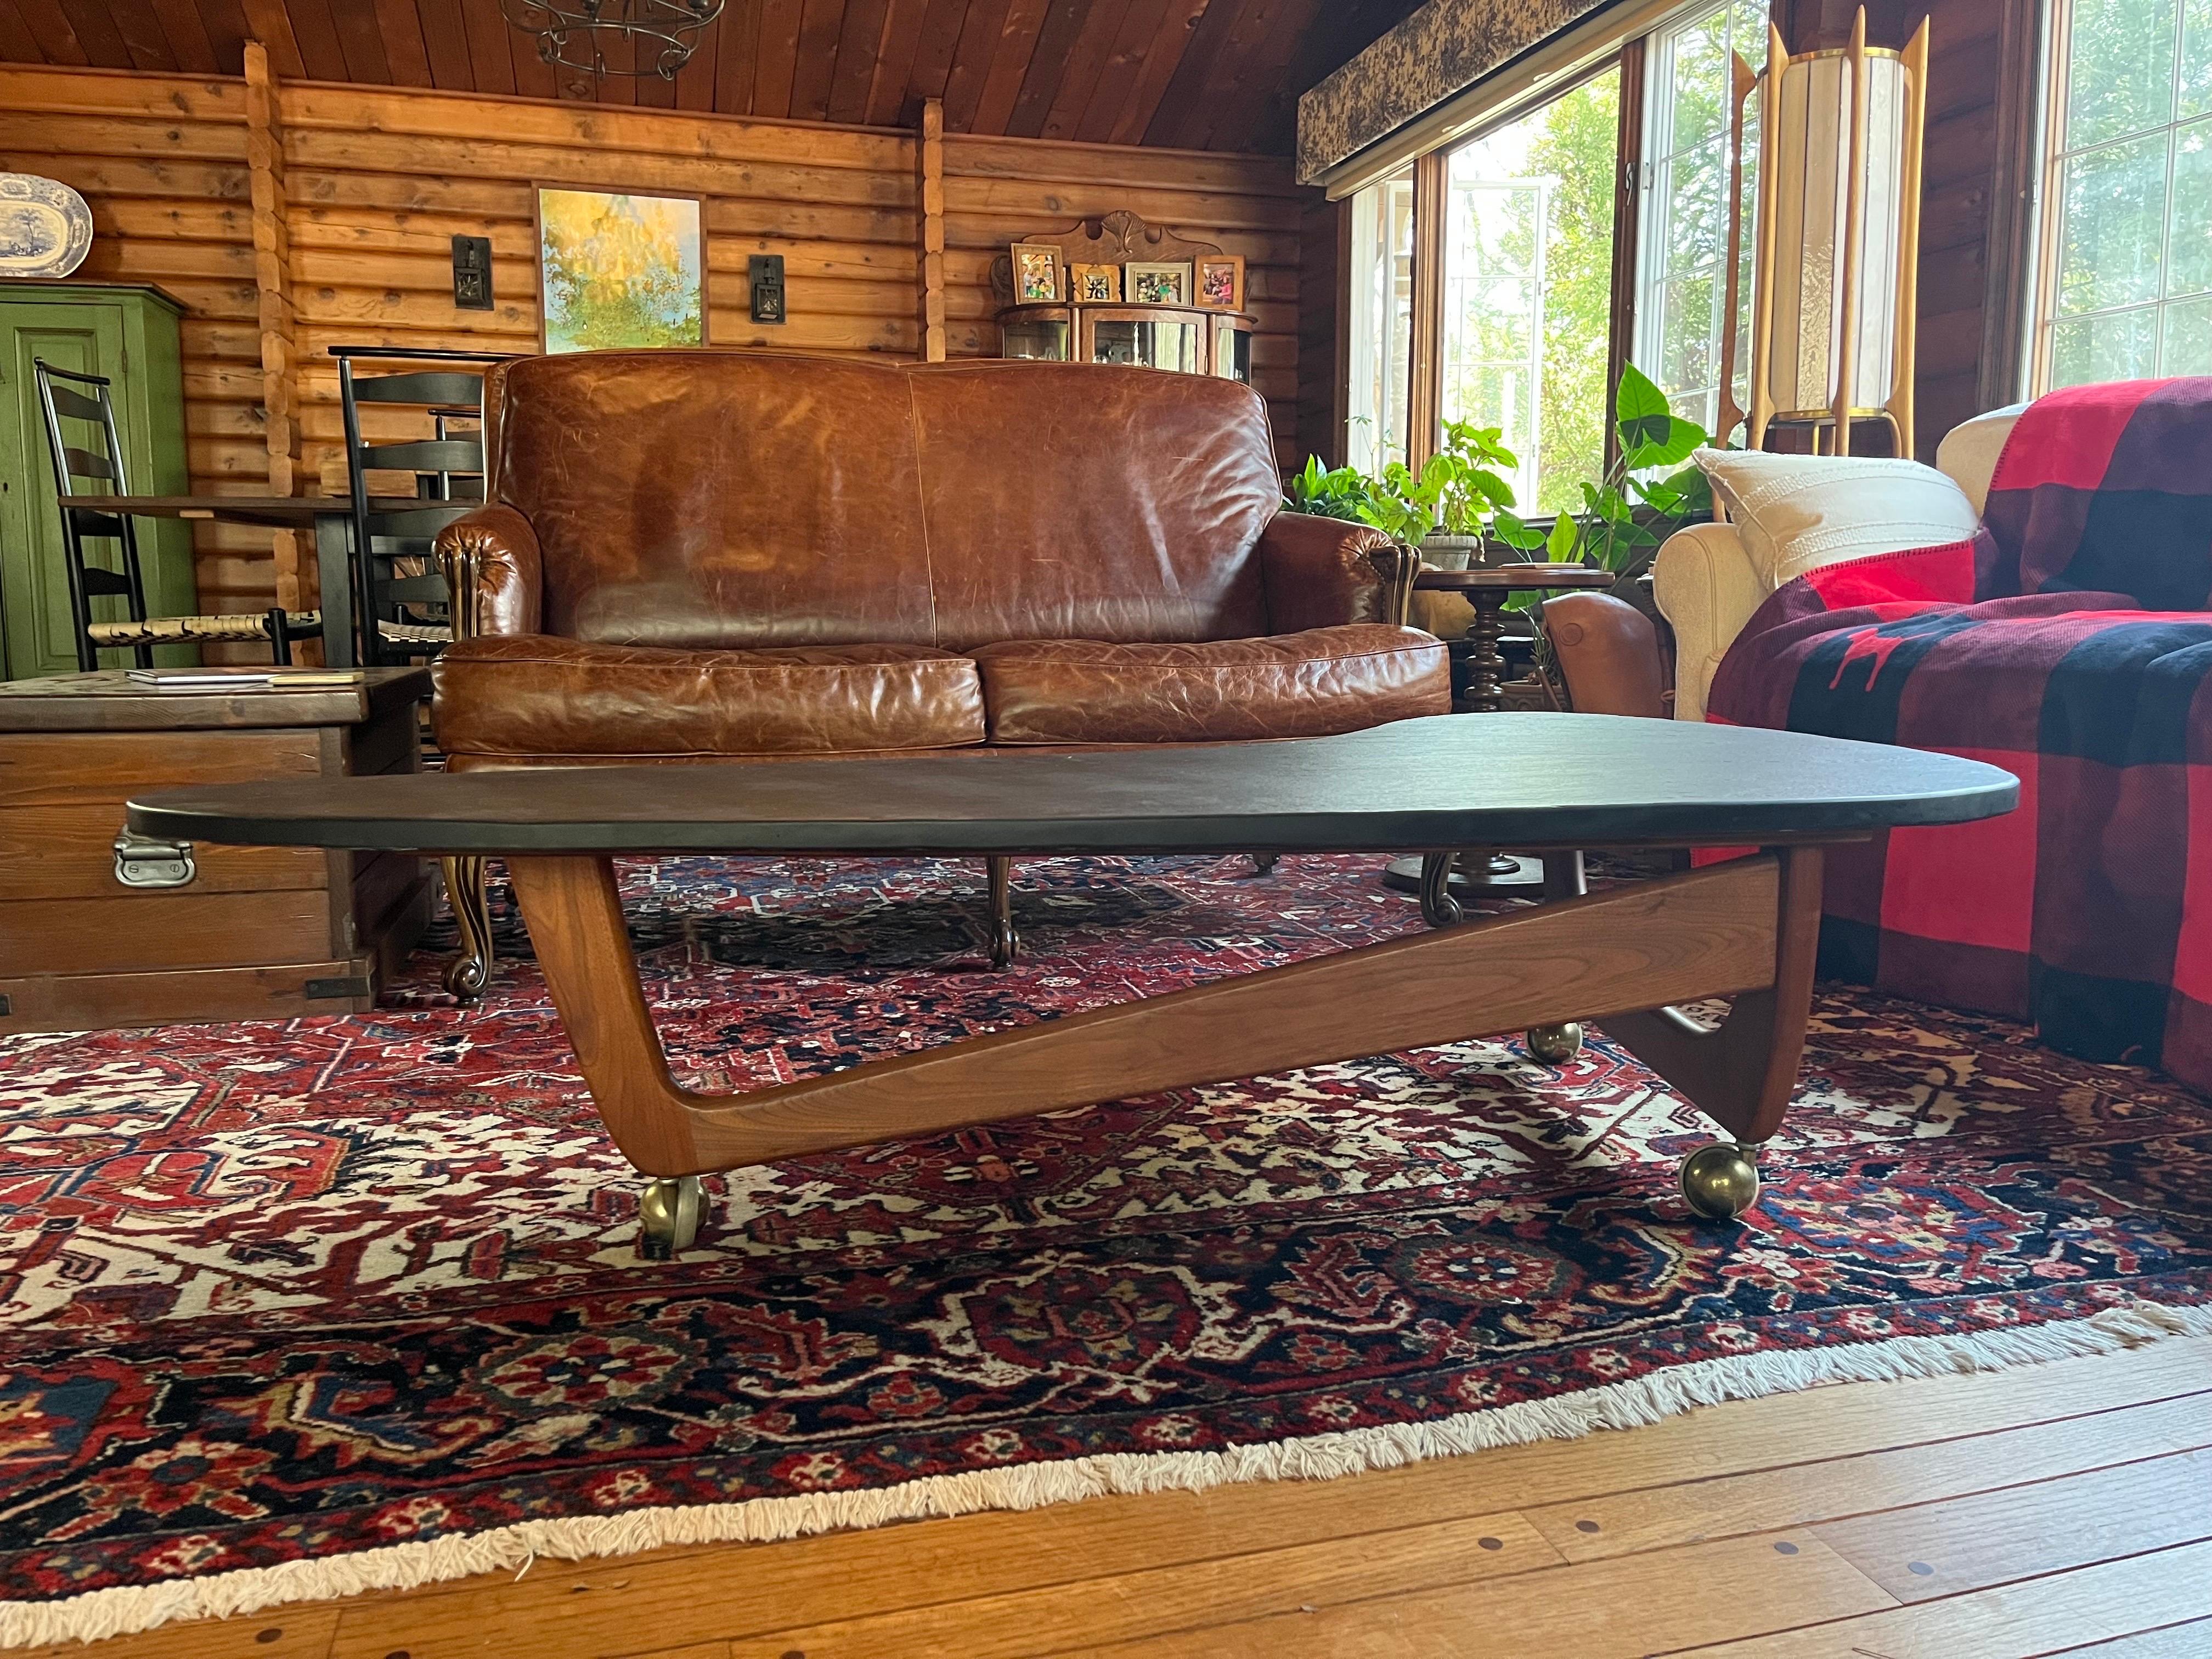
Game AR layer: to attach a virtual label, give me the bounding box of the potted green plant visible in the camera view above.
[1406,419,1522,568]
[1284,455,1380,523]
[1284,421,1523,569]
[1491,363,1712,583]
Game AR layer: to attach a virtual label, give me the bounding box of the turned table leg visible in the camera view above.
[1465,588,1510,714]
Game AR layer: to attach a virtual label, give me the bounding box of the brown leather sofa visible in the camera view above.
[429,352,1449,995]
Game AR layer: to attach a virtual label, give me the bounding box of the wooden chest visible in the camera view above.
[0,669,435,1034]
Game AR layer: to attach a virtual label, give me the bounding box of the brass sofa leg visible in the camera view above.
[442,854,493,1000]
[987,855,1018,969]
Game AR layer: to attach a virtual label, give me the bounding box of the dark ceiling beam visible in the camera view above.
[788,0,845,119]
[1004,0,1087,138]
[967,0,1048,133]
[824,0,887,120]
[0,0,1401,156]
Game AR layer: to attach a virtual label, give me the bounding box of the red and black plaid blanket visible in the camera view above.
[1708,378,2212,1094]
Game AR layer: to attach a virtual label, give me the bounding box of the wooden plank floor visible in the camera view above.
[24,1334,2212,1659]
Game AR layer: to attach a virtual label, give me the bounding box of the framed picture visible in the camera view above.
[1125,262,1192,307]
[537,187,705,353]
[1195,254,1245,312]
[1070,262,1122,303]
[1010,242,1064,303]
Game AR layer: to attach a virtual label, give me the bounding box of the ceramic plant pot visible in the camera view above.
[1420,533,1483,571]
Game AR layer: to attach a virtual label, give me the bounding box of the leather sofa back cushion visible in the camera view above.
[485,354,1281,652]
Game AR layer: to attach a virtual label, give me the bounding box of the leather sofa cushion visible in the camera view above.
[970,625,1451,744]
[432,635,986,759]
[481,353,1278,651]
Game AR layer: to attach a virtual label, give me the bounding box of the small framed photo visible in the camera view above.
[1070,262,1122,303]
[1125,262,1192,307]
[1195,254,1245,312]
[1010,243,1064,303]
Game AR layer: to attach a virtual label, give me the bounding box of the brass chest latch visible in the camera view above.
[112,831,197,890]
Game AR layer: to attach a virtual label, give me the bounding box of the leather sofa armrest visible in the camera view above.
[1651,522,1767,723]
[435,504,542,640]
[1541,593,1668,717]
[1256,511,1409,631]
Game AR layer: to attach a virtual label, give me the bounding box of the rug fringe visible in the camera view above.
[8,1297,2208,1648]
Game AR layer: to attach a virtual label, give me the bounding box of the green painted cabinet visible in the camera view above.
[0,281,198,679]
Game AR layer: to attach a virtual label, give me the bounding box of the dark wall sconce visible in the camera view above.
[452,235,493,311]
[750,255,786,325]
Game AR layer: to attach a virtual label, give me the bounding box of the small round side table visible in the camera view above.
[1384,562,1617,913]
[1413,562,1617,712]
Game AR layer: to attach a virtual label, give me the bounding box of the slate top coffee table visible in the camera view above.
[128,714,2017,1256]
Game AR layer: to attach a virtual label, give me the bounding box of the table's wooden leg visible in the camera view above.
[1466,590,1509,713]
[1605,847,1825,1220]
[506,852,1817,1237]
[313,512,357,670]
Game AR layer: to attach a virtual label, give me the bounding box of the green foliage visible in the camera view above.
[1519,362,1716,592]
[1362,462,1440,544]
[1283,421,1522,545]
[1520,72,1621,514]
[1286,455,1379,524]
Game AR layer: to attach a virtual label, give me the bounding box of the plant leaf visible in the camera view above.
[1546,511,1580,561]
[1493,510,1545,550]
[1623,415,1706,470]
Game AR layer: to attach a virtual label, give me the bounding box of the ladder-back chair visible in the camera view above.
[334,346,515,667]
[33,360,310,669]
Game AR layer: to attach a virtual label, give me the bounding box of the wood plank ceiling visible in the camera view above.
[0,0,1422,153]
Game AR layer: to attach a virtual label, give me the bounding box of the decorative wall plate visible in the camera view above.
[0,174,94,279]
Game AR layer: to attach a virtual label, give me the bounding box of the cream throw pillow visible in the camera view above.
[1692,447,1982,590]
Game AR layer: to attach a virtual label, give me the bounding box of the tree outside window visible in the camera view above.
[1636,0,1764,435]
[2036,0,2212,387]
[1441,69,1621,515]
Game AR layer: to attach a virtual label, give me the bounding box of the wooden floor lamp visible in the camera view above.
[1717,9,1929,458]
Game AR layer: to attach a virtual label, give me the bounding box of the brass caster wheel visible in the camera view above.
[1526,1022,1583,1064]
[639,1175,704,1260]
[1679,1143,1762,1222]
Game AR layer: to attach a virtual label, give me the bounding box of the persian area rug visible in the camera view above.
[3,854,2209,1645]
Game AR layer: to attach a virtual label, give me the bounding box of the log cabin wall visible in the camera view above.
[938,132,1308,456]
[0,61,1309,628]
[0,69,267,614]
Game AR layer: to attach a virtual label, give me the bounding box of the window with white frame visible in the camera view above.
[2033,0,2212,389]
[1635,0,1765,433]
[1347,167,1416,476]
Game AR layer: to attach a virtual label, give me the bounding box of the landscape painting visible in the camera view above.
[538,187,704,353]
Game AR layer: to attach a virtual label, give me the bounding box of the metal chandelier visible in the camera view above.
[499,0,725,81]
